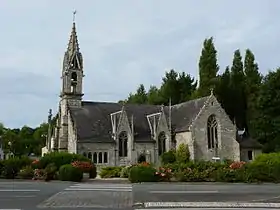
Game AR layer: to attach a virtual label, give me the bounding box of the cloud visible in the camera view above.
[0,0,279,128]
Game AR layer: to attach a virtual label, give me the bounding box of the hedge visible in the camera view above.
[59,164,83,182]
[99,166,124,178]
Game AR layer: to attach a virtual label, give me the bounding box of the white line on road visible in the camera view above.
[64,188,132,192]
[0,189,40,192]
[143,202,280,208]
[149,190,219,194]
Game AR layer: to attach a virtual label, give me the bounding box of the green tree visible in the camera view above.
[216,66,234,119]
[230,49,246,129]
[198,37,219,97]
[253,69,280,152]
[244,49,262,135]
[147,86,161,105]
[127,84,148,104]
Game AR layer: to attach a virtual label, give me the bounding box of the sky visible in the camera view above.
[0,0,279,128]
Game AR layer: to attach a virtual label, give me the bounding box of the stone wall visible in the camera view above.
[191,95,240,161]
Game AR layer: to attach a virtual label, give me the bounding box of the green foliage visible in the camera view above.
[198,37,219,97]
[39,152,90,169]
[44,163,57,181]
[120,165,133,178]
[129,165,158,183]
[18,165,34,179]
[176,143,190,163]
[59,164,83,182]
[161,150,176,165]
[1,156,32,178]
[99,166,124,178]
[89,166,97,179]
[253,69,280,152]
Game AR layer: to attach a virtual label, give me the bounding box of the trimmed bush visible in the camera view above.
[129,165,158,183]
[161,150,176,165]
[39,152,90,169]
[99,166,124,178]
[59,164,83,182]
[89,166,97,179]
[18,166,34,179]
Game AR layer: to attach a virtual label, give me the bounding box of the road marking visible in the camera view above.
[65,188,132,191]
[0,189,40,192]
[0,209,22,210]
[149,190,219,194]
[64,183,132,192]
[143,202,280,208]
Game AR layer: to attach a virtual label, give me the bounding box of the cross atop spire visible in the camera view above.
[72,10,77,22]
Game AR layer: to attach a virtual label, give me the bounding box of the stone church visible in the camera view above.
[42,21,262,166]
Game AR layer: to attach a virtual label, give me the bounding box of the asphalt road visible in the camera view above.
[133,182,280,203]
[1,180,280,209]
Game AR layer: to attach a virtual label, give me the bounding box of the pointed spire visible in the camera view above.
[67,10,80,56]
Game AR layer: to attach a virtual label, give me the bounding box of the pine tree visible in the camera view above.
[198,37,219,97]
[230,49,246,129]
[244,49,262,135]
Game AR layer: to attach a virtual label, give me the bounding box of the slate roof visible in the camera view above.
[171,96,209,132]
[69,97,208,143]
[236,134,263,149]
[69,101,163,143]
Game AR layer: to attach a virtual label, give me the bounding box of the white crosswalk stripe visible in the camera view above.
[64,183,133,192]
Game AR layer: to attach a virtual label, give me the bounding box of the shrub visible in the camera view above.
[89,166,97,179]
[161,150,176,165]
[155,167,173,181]
[99,166,123,178]
[39,152,90,169]
[31,159,41,169]
[18,166,34,179]
[71,161,94,173]
[129,165,158,183]
[120,165,133,178]
[44,163,57,181]
[176,143,190,163]
[59,164,83,182]
[1,156,32,179]
[33,169,45,180]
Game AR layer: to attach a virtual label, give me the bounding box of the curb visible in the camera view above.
[142,202,280,208]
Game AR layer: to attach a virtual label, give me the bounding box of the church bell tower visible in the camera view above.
[60,14,84,108]
[58,12,84,151]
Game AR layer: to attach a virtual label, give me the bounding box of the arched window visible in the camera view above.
[158,132,166,156]
[118,131,128,157]
[207,115,218,149]
[88,152,92,161]
[82,152,87,157]
[98,152,103,163]
[93,152,97,163]
[103,152,108,163]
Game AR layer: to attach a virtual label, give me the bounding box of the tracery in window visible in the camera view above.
[207,115,218,149]
[118,131,128,157]
[158,131,166,156]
